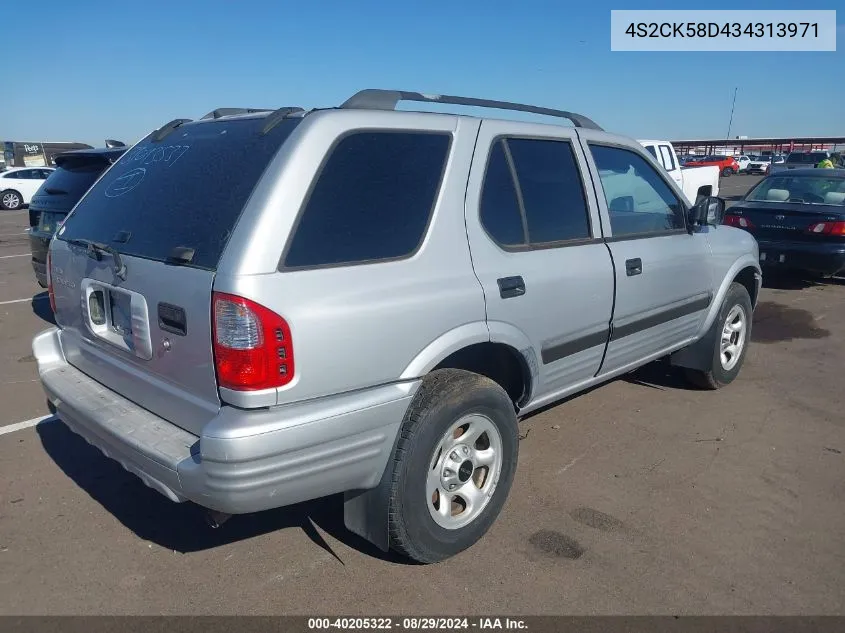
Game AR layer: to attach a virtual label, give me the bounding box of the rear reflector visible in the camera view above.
[46,250,56,313]
[806,221,845,235]
[212,292,294,391]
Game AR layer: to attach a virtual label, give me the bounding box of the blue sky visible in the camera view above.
[1,0,842,146]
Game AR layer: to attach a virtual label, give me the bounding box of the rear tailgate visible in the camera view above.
[49,242,219,435]
[50,115,301,436]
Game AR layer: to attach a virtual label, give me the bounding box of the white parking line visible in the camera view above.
[0,232,28,237]
[0,253,28,259]
[0,296,48,306]
[0,414,56,437]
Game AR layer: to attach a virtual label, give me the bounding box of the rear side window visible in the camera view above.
[659,145,676,170]
[480,142,524,246]
[479,137,591,249]
[58,117,301,270]
[283,131,451,269]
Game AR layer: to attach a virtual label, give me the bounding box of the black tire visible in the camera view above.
[387,368,519,563]
[721,167,735,177]
[1,190,23,210]
[684,282,753,390]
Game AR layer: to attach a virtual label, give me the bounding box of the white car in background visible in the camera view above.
[0,167,54,209]
[745,156,771,175]
[735,155,752,172]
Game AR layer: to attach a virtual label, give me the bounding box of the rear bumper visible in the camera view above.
[757,240,845,276]
[33,327,417,514]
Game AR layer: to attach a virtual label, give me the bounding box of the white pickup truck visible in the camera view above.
[639,139,720,205]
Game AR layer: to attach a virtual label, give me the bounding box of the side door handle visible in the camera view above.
[625,258,642,276]
[497,276,526,299]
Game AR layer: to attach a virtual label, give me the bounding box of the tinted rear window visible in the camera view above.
[31,159,109,211]
[283,131,451,269]
[58,117,300,270]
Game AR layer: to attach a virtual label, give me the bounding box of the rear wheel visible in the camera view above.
[1,190,22,210]
[387,369,518,563]
[685,282,752,390]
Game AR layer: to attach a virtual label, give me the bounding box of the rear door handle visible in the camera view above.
[625,258,642,276]
[497,276,526,299]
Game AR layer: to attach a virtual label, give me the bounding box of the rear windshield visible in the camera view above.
[57,116,300,270]
[746,175,845,205]
[31,158,110,211]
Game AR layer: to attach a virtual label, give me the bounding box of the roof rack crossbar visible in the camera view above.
[340,89,603,131]
[200,107,274,120]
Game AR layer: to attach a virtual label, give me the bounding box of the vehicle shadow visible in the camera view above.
[760,270,843,291]
[520,359,698,424]
[31,291,56,325]
[35,420,411,564]
[621,359,698,392]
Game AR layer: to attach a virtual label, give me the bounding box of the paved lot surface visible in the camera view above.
[1,174,844,615]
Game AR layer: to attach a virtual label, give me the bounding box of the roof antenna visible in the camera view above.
[724,87,738,149]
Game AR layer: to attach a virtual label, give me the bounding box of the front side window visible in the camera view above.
[590,144,686,237]
[479,137,591,248]
[283,131,451,268]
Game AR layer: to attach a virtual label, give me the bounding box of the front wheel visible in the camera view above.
[387,369,519,563]
[1,190,23,210]
[684,282,753,390]
[721,167,735,177]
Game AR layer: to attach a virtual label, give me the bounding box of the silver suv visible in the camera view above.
[34,89,761,563]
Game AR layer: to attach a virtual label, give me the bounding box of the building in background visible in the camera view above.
[2,141,93,169]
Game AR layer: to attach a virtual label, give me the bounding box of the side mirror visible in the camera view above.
[690,196,725,227]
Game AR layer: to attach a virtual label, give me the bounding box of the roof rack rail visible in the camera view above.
[261,107,306,135]
[200,107,273,120]
[340,89,603,131]
[151,118,192,142]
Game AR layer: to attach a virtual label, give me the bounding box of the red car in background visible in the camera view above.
[685,155,740,177]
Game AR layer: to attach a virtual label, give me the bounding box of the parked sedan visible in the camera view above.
[28,147,126,287]
[723,169,845,276]
[1,167,54,209]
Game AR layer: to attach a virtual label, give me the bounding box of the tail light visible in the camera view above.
[46,249,56,313]
[212,292,294,391]
[723,214,755,229]
[806,221,845,235]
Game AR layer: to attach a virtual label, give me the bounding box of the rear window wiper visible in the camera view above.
[65,238,127,280]
[43,187,69,195]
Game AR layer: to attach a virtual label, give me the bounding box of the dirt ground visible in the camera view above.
[1,179,843,615]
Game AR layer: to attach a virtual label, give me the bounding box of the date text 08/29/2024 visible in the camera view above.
[307,617,528,630]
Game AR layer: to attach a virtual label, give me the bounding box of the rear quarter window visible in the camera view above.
[282,131,451,269]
